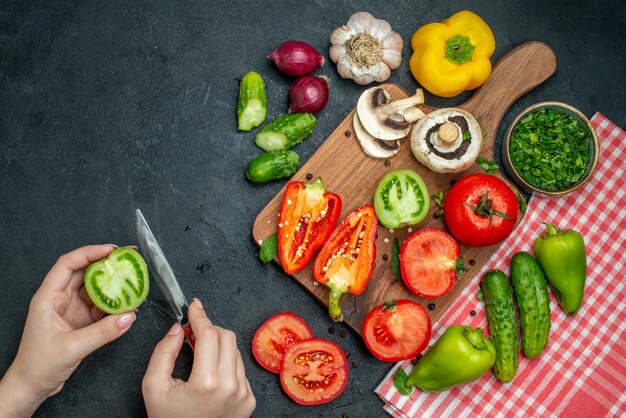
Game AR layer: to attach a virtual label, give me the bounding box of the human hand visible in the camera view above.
[0,245,137,417]
[142,299,256,418]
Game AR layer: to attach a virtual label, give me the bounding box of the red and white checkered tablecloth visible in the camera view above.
[375,113,626,418]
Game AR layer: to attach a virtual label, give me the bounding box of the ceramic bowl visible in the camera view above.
[502,101,599,196]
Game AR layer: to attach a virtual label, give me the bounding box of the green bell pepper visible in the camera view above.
[406,325,496,392]
[533,222,587,315]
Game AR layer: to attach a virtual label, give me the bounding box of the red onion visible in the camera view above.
[289,75,330,114]
[267,41,325,77]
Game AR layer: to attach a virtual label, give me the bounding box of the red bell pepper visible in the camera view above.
[278,178,342,275]
[313,205,378,322]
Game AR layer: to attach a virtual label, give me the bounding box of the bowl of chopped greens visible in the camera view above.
[503,102,599,195]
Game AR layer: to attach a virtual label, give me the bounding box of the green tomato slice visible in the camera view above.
[374,169,430,229]
[84,248,150,314]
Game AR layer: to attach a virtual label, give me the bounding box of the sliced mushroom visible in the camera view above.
[357,86,426,141]
[353,112,400,159]
[410,108,483,173]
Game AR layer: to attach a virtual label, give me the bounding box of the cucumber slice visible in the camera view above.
[237,71,267,131]
[84,248,150,314]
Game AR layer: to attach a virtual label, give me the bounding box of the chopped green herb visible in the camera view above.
[516,193,527,212]
[391,237,402,282]
[259,233,278,263]
[431,191,445,208]
[393,367,413,396]
[456,255,468,276]
[462,130,471,141]
[476,289,484,301]
[510,108,591,191]
[476,157,499,174]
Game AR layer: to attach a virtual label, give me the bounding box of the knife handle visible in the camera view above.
[182,322,196,350]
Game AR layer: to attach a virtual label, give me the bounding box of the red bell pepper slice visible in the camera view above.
[313,205,378,322]
[278,178,342,275]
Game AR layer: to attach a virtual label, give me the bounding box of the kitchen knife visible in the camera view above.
[135,208,196,349]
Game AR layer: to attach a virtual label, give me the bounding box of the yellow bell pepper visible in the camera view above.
[410,10,495,98]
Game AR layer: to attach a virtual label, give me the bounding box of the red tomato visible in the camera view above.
[362,300,431,362]
[400,228,460,298]
[252,312,314,373]
[280,338,348,405]
[444,174,519,247]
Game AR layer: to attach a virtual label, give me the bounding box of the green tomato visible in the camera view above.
[374,169,430,229]
[84,248,150,314]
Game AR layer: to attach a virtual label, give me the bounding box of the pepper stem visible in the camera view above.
[327,284,346,322]
[463,327,487,350]
[543,222,561,236]
[445,35,474,65]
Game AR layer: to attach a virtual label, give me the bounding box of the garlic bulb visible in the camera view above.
[330,12,403,85]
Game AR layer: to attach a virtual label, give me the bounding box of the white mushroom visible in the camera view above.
[353,112,400,159]
[410,108,483,173]
[356,86,426,141]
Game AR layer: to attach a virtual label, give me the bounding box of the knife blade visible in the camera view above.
[135,208,196,349]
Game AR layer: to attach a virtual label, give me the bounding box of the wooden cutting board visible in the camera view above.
[252,42,556,335]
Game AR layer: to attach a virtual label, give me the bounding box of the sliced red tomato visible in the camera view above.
[400,228,460,298]
[444,174,518,247]
[278,178,342,275]
[362,300,431,362]
[313,205,378,322]
[280,338,348,405]
[252,312,315,373]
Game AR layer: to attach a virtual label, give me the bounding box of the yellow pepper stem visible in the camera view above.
[445,35,474,65]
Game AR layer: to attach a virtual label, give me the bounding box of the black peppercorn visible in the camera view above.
[469,259,476,266]
[428,303,436,310]
[384,160,391,167]
[352,361,360,368]
[470,310,477,316]
[345,130,352,137]
[340,331,346,338]
[328,327,335,334]
[306,173,313,180]
[382,254,389,261]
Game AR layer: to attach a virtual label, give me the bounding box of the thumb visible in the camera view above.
[68,312,136,359]
[144,323,184,385]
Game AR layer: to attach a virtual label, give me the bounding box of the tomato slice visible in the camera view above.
[362,300,431,362]
[278,179,342,275]
[313,205,378,322]
[400,228,460,298]
[280,338,348,405]
[84,248,150,314]
[252,312,314,373]
[374,169,430,229]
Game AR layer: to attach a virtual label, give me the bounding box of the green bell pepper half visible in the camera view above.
[533,222,586,315]
[406,324,496,392]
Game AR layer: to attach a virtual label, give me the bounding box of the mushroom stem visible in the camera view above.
[380,89,424,114]
[437,122,459,146]
[404,106,426,123]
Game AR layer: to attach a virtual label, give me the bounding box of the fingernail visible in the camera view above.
[117,312,136,329]
[105,244,119,248]
[125,245,139,250]
[167,322,182,336]
[192,298,203,309]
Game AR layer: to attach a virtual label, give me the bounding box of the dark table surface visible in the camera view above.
[1,0,624,416]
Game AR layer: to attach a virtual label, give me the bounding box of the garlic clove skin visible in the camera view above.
[382,37,403,69]
[369,18,393,42]
[330,26,351,49]
[372,62,391,82]
[347,12,376,34]
[330,45,346,63]
[336,58,354,79]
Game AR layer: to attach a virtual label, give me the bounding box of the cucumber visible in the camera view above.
[255,113,316,151]
[481,269,519,382]
[237,71,267,131]
[246,150,300,184]
[510,252,551,359]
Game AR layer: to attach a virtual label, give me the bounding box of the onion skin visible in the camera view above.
[289,76,330,114]
[268,41,325,77]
